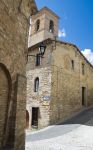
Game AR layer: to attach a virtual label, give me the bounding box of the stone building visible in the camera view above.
[26,6,93,129]
[0,0,37,149]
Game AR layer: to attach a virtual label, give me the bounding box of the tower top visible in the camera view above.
[38,7,59,19]
[28,6,59,47]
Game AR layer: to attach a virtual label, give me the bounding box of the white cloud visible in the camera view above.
[58,28,66,38]
[81,49,93,65]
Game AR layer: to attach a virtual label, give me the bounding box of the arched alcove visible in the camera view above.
[26,110,29,129]
[0,63,12,147]
[64,55,71,70]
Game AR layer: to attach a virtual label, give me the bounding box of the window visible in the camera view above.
[36,54,41,66]
[82,63,85,75]
[34,77,39,92]
[36,19,40,31]
[49,20,54,33]
[71,60,74,70]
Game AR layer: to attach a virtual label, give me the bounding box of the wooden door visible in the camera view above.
[26,110,29,129]
[82,87,86,106]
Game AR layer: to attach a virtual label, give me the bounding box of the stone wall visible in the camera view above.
[26,67,51,128]
[0,0,37,149]
[26,44,52,129]
[50,41,93,124]
[27,39,93,129]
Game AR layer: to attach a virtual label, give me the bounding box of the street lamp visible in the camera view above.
[39,42,46,56]
[27,42,46,63]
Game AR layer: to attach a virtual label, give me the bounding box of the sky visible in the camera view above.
[35,0,93,65]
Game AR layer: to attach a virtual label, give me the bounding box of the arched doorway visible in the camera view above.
[0,63,11,147]
[26,110,29,129]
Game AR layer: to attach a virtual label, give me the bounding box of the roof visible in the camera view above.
[28,38,93,69]
[38,7,59,19]
[56,39,93,69]
[57,40,93,69]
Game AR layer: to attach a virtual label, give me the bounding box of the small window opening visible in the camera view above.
[49,20,54,33]
[82,63,85,75]
[36,54,41,66]
[71,60,74,70]
[36,19,40,31]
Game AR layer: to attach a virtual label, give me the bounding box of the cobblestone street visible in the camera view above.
[26,107,93,150]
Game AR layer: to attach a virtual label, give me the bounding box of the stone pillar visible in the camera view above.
[14,75,27,150]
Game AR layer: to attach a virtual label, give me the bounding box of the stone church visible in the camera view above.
[26,6,93,129]
[0,0,37,149]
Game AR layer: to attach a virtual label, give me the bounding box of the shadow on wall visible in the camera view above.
[0,63,12,148]
[26,110,29,129]
[59,107,93,126]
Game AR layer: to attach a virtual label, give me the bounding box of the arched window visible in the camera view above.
[36,19,40,31]
[49,20,54,33]
[34,77,39,92]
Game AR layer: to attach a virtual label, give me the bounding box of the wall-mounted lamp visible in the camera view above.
[27,42,46,63]
[39,42,46,56]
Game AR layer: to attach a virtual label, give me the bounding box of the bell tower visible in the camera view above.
[28,7,59,47]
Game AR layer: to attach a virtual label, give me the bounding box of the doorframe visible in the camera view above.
[82,87,86,106]
[31,107,39,128]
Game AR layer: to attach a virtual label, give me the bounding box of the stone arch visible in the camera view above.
[0,63,12,147]
[26,110,29,129]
